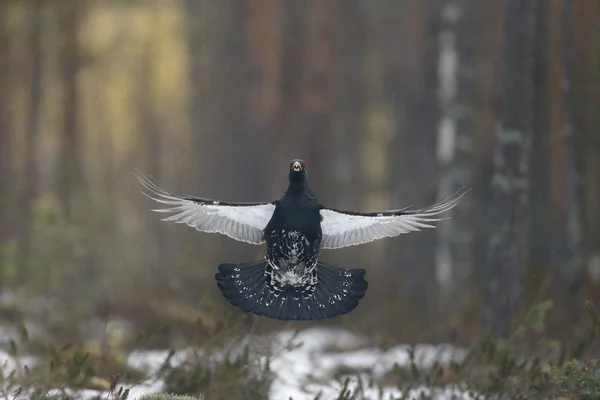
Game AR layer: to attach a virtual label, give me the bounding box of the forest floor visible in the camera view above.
[0,319,599,400]
[0,295,598,399]
[0,325,474,400]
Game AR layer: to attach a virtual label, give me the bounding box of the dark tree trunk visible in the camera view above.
[58,0,83,220]
[557,0,584,317]
[183,0,219,270]
[528,0,550,298]
[388,0,442,332]
[574,0,600,285]
[0,2,11,252]
[184,0,216,192]
[184,0,262,268]
[274,0,310,172]
[333,0,366,207]
[302,0,335,203]
[241,0,277,199]
[471,2,506,322]
[18,0,44,274]
[330,0,367,278]
[138,38,168,291]
[483,0,537,338]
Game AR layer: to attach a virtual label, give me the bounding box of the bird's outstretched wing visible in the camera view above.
[136,173,275,245]
[319,188,470,249]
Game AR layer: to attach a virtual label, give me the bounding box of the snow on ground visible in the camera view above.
[0,326,474,400]
[45,380,165,400]
[264,327,472,400]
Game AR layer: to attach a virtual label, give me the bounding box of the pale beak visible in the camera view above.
[292,162,302,172]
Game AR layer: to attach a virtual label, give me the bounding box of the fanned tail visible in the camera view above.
[215,261,367,321]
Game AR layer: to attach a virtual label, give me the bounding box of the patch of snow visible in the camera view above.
[266,328,470,400]
[273,371,473,400]
[316,343,466,380]
[0,349,19,372]
[40,381,165,400]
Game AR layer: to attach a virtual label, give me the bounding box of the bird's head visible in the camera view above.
[288,159,307,183]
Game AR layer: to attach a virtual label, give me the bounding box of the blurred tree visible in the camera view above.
[361,0,394,272]
[18,0,44,276]
[138,32,168,290]
[388,0,442,332]
[332,0,365,212]
[185,0,234,269]
[278,0,307,155]
[58,0,84,219]
[243,0,283,192]
[471,2,506,312]
[483,0,538,338]
[434,0,474,326]
[302,0,335,202]
[184,0,263,270]
[529,0,551,299]
[574,0,600,285]
[0,2,11,253]
[329,0,367,287]
[553,0,584,318]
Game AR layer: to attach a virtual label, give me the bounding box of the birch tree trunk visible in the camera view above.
[435,0,474,323]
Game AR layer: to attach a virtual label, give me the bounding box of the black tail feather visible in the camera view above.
[215,260,368,321]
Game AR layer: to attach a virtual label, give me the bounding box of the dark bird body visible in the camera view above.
[137,159,468,320]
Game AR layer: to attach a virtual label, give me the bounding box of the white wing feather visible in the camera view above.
[320,189,469,249]
[137,173,275,245]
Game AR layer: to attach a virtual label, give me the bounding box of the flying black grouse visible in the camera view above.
[137,160,468,321]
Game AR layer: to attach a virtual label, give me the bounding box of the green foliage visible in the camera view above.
[21,196,91,288]
[548,359,600,400]
[586,300,600,335]
[514,300,554,337]
[6,336,144,398]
